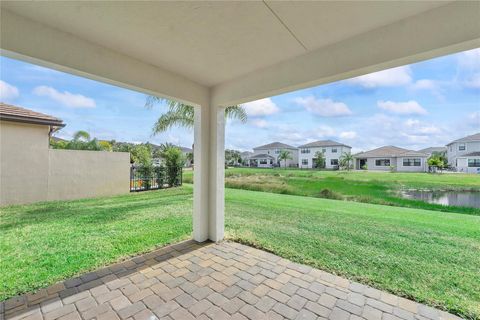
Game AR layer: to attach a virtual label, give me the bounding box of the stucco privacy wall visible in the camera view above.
[0,120,130,206]
[48,149,130,202]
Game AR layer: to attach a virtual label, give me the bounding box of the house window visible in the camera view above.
[322,148,326,153]
[259,159,267,164]
[275,149,280,154]
[300,148,310,154]
[332,148,337,153]
[375,159,390,166]
[468,159,480,167]
[330,159,338,166]
[403,158,421,166]
[459,144,466,151]
[302,159,308,165]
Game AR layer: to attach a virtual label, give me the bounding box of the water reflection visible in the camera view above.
[401,190,480,208]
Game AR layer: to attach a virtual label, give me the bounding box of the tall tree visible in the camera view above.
[145,97,247,135]
[278,150,292,169]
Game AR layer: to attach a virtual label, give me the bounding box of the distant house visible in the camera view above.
[446,133,480,173]
[240,151,253,166]
[297,140,351,169]
[150,143,193,167]
[250,142,298,168]
[354,146,428,172]
[418,147,447,157]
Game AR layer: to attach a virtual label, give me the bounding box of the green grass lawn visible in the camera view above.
[1,186,479,318]
[184,168,480,215]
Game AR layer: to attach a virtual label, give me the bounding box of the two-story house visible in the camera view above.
[446,133,480,173]
[250,142,298,168]
[298,140,351,169]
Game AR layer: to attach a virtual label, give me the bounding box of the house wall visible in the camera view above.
[447,141,480,167]
[0,121,50,205]
[396,157,427,172]
[456,157,480,174]
[365,157,396,171]
[298,146,351,169]
[0,120,130,206]
[252,147,298,167]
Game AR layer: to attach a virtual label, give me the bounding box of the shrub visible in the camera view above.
[318,188,343,200]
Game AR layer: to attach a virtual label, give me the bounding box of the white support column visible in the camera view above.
[193,104,225,242]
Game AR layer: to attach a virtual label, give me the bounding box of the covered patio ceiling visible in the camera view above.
[1,1,479,242]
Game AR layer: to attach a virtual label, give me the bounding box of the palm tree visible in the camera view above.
[72,130,91,142]
[278,150,292,169]
[146,96,247,135]
[339,152,354,171]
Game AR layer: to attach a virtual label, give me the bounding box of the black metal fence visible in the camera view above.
[130,166,182,192]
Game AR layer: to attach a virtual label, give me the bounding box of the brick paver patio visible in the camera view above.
[2,240,462,320]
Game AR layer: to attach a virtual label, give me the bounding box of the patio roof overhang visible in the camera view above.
[1,1,479,242]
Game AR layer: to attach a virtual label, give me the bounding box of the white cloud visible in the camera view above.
[465,73,480,89]
[458,48,480,70]
[294,96,352,117]
[339,131,357,139]
[250,119,268,128]
[242,98,279,116]
[467,111,480,128]
[404,119,440,134]
[412,79,436,90]
[377,100,427,115]
[33,86,96,108]
[0,80,20,101]
[347,66,412,88]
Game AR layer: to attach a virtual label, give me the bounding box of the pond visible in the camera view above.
[400,190,480,208]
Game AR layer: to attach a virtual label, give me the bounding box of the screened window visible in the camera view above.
[259,159,267,164]
[300,148,310,154]
[468,159,480,167]
[375,159,390,166]
[302,159,308,165]
[322,148,326,153]
[459,144,466,151]
[403,158,421,166]
[332,148,337,153]
[331,159,338,165]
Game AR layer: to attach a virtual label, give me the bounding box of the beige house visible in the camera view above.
[0,103,130,206]
[354,146,428,172]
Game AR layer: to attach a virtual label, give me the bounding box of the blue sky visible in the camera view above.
[1,48,479,153]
